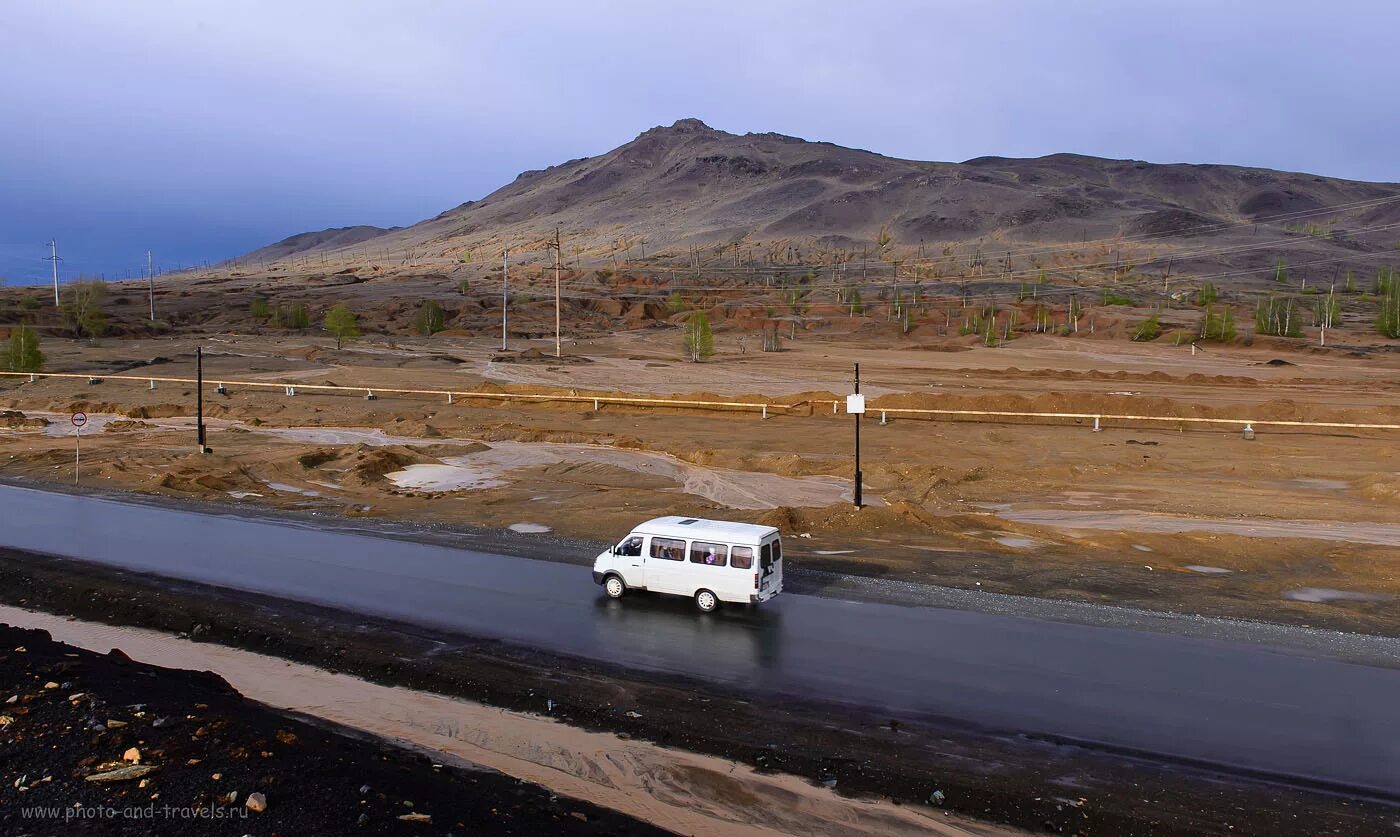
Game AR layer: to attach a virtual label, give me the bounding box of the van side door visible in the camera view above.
[646,536,688,595]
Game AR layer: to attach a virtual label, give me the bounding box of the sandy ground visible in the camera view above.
[3,605,1010,837]
[3,323,1399,635]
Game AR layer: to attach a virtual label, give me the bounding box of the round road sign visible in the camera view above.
[71,412,88,428]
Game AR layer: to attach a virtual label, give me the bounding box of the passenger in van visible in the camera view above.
[704,547,719,564]
[616,536,643,557]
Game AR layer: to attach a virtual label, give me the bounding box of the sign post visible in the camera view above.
[846,364,865,508]
[71,411,88,485]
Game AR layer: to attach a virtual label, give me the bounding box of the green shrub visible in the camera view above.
[1200,305,1237,341]
[1378,276,1400,338]
[1132,315,1160,341]
[4,324,43,372]
[414,300,445,336]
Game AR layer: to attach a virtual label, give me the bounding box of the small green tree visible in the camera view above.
[683,310,714,362]
[665,291,687,314]
[1132,315,1161,341]
[786,288,807,315]
[1199,305,1237,341]
[1195,283,1219,305]
[61,280,108,338]
[458,277,471,295]
[847,288,864,316]
[250,295,271,321]
[1274,256,1288,283]
[1254,295,1301,337]
[5,324,44,372]
[323,302,360,348]
[1377,276,1400,338]
[414,300,445,336]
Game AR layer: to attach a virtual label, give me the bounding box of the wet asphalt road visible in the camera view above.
[2,485,1397,795]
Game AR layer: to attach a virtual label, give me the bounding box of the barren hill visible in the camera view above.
[237,224,400,264]
[234,119,1400,283]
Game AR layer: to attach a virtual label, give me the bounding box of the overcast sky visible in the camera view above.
[3,0,1398,282]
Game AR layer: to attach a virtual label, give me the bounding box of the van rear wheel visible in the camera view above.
[604,575,626,599]
[695,589,718,613]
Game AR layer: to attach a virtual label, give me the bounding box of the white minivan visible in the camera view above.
[592,516,784,612]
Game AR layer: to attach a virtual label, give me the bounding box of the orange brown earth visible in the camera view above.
[3,273,1399,637]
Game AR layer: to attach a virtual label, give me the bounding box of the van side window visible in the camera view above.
[689,541,728,566]
[731,546,753,569]
[650,537,685,561]
[616,536,642,557]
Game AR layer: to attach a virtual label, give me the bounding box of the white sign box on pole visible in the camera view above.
[845,394,866,414]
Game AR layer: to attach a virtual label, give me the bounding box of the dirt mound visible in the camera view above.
[289,443,441,486]
[759,501,950,535]
[102,420,153,432]
[124,403,189,419]
[155,462,262,495]
[0,410,47,430]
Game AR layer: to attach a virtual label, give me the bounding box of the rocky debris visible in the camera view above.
[0,623,668,835]
[85,764,158,783]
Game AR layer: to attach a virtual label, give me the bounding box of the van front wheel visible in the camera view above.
[695,589,718,613]
[604,575,626,599]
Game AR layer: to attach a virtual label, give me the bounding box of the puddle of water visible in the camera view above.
[999,509,1400,548]
[995,536,1041,550]
[1185,565,1233,575]
[227,491,264,499]
[1283,588,1392,604]
[0,606,981,837]
[264,482,321,497]
[1283,479,1350,492]
[386,463,505,491]
[507,523,552,534]
[813,550,855,555]
[1132,544,1153,553]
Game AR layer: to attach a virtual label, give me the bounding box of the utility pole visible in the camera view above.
[501,247,509,351]
[195,346,209,453]
[46,240,62,305]
[853,363,863,508]
[147,250,155,320]
[553,226,563,358]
